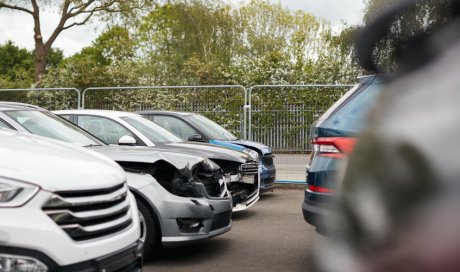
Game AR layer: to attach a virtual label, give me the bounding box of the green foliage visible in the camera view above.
[4,0,363,145]
[0,41,34,88]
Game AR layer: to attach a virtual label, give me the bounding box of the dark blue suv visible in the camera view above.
[302,75,384,229]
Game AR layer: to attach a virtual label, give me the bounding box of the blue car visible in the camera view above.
[137,111,276,193]
[302,75,384,229]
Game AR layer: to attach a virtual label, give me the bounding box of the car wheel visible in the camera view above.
[136,199,160,259]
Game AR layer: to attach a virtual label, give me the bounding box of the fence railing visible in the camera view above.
[81,85,248,139]
[0,83,357,183]
[0,84,356,152]
[248,85,354,153]
[0,88,81,110]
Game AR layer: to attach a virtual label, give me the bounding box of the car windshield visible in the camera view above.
[4,110,104,147]
[120,115,183,144]
[186,114,238,141]
[320,81,383,135]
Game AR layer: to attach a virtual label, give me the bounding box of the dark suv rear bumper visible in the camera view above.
[302,191,334,229]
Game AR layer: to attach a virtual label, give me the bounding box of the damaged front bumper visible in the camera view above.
[129,173,233,247]
[124,156,234,247]
[223,162,261,212]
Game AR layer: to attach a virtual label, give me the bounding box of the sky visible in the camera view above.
[0,0,365,57]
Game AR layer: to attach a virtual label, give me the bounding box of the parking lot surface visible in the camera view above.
[144,189,316,272]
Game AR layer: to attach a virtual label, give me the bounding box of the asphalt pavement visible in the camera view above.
[144,189,317,272]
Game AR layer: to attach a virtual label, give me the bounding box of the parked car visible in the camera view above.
[0,129,143,271]
[319,1,460,270]
[0,102,232,258]
[137,111,276,193]
[302,75,384,229]
[54,110,260,212]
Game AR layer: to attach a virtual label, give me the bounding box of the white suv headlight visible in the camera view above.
[243,148,259,161]
[0,178,39,207]
[0,254,48,272]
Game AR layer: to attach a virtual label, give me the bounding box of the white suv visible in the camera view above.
[0,130,143,271]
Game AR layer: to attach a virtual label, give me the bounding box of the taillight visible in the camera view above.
[308,185,336,194]
[312,137,356,159]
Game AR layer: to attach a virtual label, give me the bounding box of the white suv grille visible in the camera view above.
[42,183,133,241]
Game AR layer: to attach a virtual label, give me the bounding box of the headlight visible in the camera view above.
[243,148,259,161]
[202,158,221,171]
[0,178,39,207]
[0,254,48,272]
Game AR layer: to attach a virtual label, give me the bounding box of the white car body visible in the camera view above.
[0,130,142,271]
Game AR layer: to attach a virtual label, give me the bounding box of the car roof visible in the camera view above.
[54,109,140,118]
[135,110,194,116]
[0,101,44,111]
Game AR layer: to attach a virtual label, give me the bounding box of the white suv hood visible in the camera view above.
[0,130,126,192]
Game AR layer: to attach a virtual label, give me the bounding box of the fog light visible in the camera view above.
[177,218,203,232]
[0,254,48,272]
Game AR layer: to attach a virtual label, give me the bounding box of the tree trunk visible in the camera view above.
[34,35,46,83]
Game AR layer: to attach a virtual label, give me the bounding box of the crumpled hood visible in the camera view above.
[162,142,251,163]
[227,140,272,155]
[90,145,206,172]
[0,130,126,192]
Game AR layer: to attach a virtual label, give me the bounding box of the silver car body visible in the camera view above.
[54,109,260,212]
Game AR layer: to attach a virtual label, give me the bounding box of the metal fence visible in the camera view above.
[0,84,355,183]
[81,85,248,139]
[248,85,353,153]
[0,88,81,110]
[247,85,353,182]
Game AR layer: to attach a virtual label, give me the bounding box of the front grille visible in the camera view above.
[42,183,133,241]
[210,211,231,231]
[262,155,275,168]
[240,162,259,175]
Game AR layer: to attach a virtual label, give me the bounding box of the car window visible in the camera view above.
[186,114,237,141]
[59,115,71,121]
[143,114,155,122]
[3,110,102,146]
[120,115,182,144]
[320,82,383,134]
[0,118,12,129]
[153,115,198,141]
[77,115,136,145]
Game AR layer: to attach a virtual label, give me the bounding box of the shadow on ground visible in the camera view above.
[145,238,231,265]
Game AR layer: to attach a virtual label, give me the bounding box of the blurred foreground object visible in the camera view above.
[320,0,460,271]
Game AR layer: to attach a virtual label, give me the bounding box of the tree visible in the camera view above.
[0,40,64,88]
[362,0,455,72]
[0,0,150,82]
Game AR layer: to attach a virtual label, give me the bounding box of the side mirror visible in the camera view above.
[119,135,136,145]
[188,134,204,142]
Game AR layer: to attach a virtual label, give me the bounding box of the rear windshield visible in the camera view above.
[319,81,383,135]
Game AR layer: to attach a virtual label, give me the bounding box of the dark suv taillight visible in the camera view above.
[312,137,357,159]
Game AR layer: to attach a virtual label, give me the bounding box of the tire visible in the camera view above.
[136,199,160,259]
